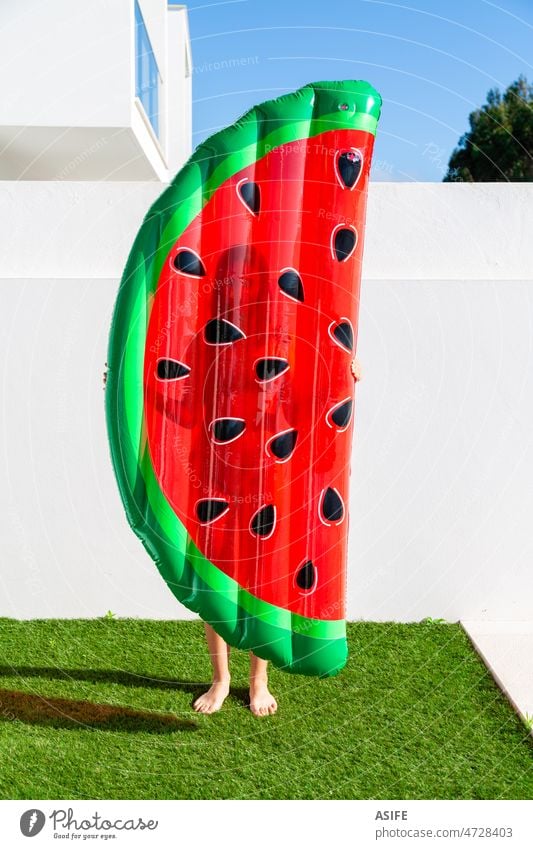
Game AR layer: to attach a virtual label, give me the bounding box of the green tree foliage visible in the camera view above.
[444,76,533,181]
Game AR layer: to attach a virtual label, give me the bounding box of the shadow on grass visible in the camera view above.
[0,665,197,690]
[0,687,197,733]
[0,665,251,713]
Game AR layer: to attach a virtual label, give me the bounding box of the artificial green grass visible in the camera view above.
[0,618,531,800]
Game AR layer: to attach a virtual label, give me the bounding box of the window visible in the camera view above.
[135,1,160,138]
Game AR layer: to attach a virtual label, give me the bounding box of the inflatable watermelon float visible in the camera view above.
[106,80,381,677]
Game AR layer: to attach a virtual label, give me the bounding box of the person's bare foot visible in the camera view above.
[193,678,230,714]
[249,676,277,717]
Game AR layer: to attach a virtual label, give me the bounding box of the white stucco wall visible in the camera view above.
[0,183,531,622]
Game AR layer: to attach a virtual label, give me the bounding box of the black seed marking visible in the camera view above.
[334,228,356,261]
[212,418,245,443]
[296,560,316,591]
[333,320,354,352]
[205,318,245,344]
[269,429,297,460]
[196,499,229,524]
[174,250,206,276]
[322,488,344,523]
[156,359,190,380]
[251,505,275,537]
[278,270,304,302]
[330,399,353,429]
[338,151,362,188]
[238,181,260,215]
[255,358,289,381]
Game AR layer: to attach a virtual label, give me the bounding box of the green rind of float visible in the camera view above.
[106,80,381,676]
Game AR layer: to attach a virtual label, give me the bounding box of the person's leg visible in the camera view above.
[193,623,231,714]
[249,653,277,717]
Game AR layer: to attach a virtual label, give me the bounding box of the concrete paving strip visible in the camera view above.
[461,621,533,735]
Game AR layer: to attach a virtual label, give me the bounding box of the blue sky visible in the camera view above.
[186,0,532,180]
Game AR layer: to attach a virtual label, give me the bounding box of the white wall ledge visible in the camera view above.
[0,183,531,281]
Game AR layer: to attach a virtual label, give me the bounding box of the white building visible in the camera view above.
[0,0,192,180]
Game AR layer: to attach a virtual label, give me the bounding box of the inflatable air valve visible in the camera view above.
[106,80,382,677]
